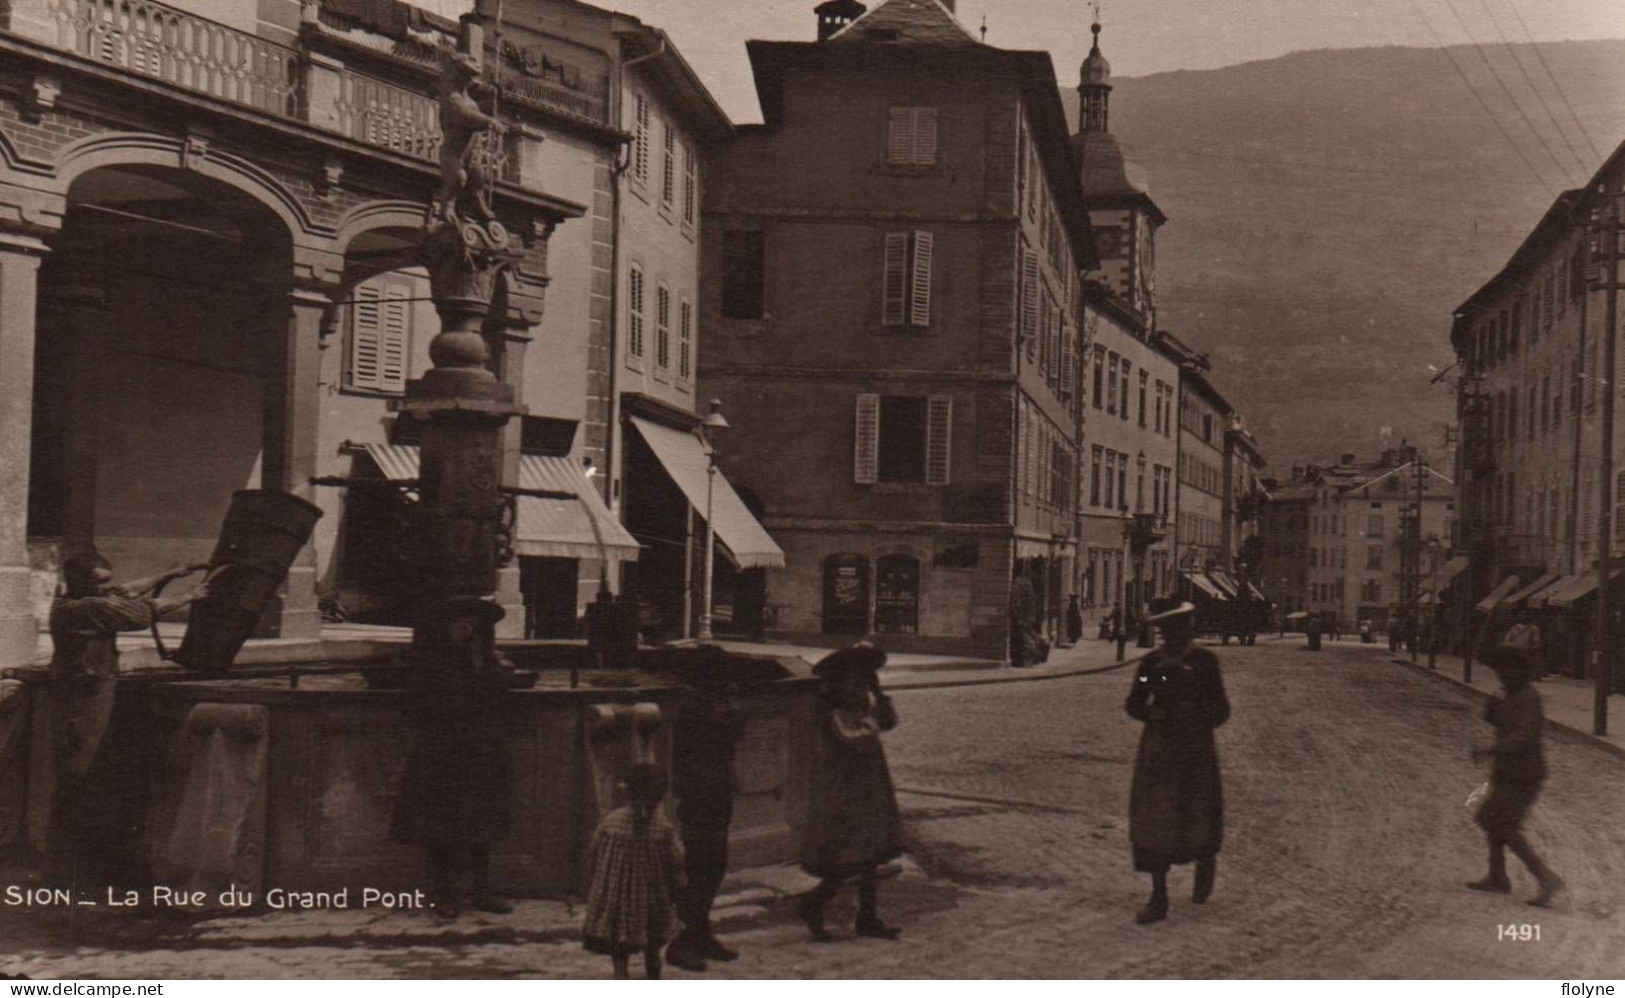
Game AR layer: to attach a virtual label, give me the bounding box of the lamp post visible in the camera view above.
[694,399,729,642]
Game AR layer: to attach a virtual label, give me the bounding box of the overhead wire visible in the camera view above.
[1406,0,1560,196]
[1438,0,1581,186]
[1474,0,1593,178]
[1501,0,1607,163]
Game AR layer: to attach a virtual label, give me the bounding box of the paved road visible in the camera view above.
[4,639,1623,978]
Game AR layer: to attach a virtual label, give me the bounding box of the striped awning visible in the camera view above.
[1207,570,1241,598]
[1528,573,1581,610]
[1182,571,1228,602]
[1502,571,1559,609]
[628,417,785,570]
[360,444,640,561]
[1432,555,1472,590]
[1545,566,1625,609]
[1474,575,1522,614]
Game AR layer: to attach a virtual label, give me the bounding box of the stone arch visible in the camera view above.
[51,131,320,243]
[331,200,427,258]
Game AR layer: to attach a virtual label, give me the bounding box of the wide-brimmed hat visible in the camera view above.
[812,641,887,678]
[1483,622,1538,672]
[1145,598,1195,624]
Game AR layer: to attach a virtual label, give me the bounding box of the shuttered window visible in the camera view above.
[882,230,934,327]
[678,299,693,381]
[1017,403,1028,496]
[1020,246,1040,359]
[627,265,645,363]
[1059,321,1075,397]
[633,93,650,184]
[853,394,951,485]
[886,106,938,166]
[347,276,411,394]
[661,122,676,206]
[656,284,672,371]
[926,395,952,485]
[682,143,696,226]
[854,394,880,484]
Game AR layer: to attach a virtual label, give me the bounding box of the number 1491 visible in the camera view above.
[1498,924,1541,941]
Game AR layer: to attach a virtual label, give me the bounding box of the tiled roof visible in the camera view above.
[829,0,980,46]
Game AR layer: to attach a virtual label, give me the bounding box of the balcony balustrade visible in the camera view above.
[4,0,574,174]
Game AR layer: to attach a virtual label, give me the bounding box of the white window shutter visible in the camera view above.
[910,230,934,327]
[1060,321,1075,395]
[887,107,913,165]
[1016,404,1027,496]
[882,233,909,325]
[913,107,938,165]
[855,393,880,484]
[349,280,384,391]
[926,395,952,485]
[1021,247,1039,359]
[379,280,410,393]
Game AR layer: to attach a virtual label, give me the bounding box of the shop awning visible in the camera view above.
[1207,570,1241,598]
[1544,566,1625,609]
[1182,571,1228,602]
[1528,574,1581,610]
[628,417,786,570]
[1245,581,1267,601]
[1432,555,1472,590]
[1474,574,1522,614]
[1502,572,1559,610]
[360,444,641,561]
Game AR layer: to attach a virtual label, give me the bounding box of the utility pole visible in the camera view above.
[1594,180,1620,737]
[1410,450,1426,664]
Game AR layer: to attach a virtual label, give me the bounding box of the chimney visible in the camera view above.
[815,0,867,41]
[1291,465,1303,481]
[1340,453,1355,465]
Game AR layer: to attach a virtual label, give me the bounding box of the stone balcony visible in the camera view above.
[1,0,611,177]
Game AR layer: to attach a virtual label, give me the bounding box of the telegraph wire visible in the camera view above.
[1439,0,1582,186]
[1406,0,1560,195]
[1150,159,1549,215]
[1136,143,1556,192]
[1475,0,1593,178]
[1502,0,1607,163]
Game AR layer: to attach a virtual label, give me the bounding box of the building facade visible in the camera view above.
[1176,366,1230,575]
[1070,23,1180,634]
[700,0,1095,657]
[1263,451,1456,632]
[1450,137,1625,678]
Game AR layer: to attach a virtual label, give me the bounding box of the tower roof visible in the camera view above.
[826,0,979,46]
[1073,130,1164,223]
[1080,21,1111,87]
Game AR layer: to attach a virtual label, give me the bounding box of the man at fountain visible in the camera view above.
[664,646,749,971]
[46,551,208,881]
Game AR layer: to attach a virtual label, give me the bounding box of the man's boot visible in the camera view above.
[1466,842,1511,893]
[1193,857,1217,904]
[854,870,901,940]
[664,928,709,973]
[1135,874,1169,925]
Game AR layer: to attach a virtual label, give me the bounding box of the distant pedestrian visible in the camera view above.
[1125,599,1230,925]
[664,647,749,972]
[46,552,208,881]
[1009,563,1039,667]
[583,763,685,979]
[1466,626,1563,907]
[797,642,905,941]
[389,597,514,919]
[1304,612,1322,651]
[1329,615,1341,642]
[1101,601,1122,641]
[1066,594,1084,646]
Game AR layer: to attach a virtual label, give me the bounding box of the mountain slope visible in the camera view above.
[1066,39,1625,469]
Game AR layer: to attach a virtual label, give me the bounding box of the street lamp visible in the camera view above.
[694,399,729,642]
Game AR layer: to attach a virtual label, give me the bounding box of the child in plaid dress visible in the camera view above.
[583,763,686,979]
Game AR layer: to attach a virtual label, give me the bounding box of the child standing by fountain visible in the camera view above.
[582,763,686,979]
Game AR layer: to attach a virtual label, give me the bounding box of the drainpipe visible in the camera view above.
[605,36,666,510]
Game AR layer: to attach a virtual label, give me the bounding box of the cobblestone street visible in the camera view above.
[4,638,1624,978]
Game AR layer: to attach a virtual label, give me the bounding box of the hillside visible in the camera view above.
[1065,39,1625,470]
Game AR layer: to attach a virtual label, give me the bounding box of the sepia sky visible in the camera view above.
[602,0,1625,123]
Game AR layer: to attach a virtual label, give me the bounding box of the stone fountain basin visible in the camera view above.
[2,647,817,905]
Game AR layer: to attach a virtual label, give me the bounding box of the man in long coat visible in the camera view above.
[1125,598,1230,924]
[47,552,207,882]
[389,596,513,918]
